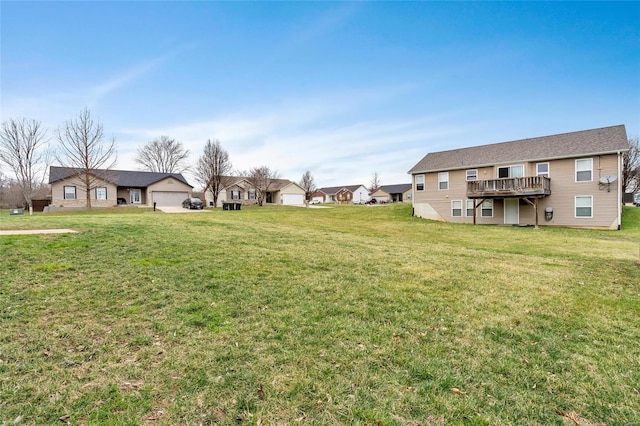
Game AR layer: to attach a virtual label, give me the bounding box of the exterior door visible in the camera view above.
[130,189,141,204]
[504,198,519,225]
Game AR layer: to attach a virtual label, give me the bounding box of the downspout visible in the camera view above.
[618,151,622,230]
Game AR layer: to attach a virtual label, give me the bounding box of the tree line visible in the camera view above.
[0,107,322,210]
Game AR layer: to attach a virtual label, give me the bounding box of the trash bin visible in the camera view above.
[10,208,24,215]
[234,203,241,210]
[223,202,230,211]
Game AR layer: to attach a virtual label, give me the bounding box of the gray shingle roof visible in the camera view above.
[378,184,411,194]
[408,125,629,174]
[49,166,192,187]
[317,185,364,195]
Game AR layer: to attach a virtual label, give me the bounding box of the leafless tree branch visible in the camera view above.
[54,107,117,209]
[0,118,50,210]
[196,139,232,207]
[135,136,190,173]
[246,166,279,207]
[623,137,640,195]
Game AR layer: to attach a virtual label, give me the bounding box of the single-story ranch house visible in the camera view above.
[408,125,629,229]
[370,184,412,203]
[312,185,369,204]
[205,177,307,207]
[49,166,193,208]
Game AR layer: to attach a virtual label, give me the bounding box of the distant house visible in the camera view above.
[204,177,306,207]
[370,184,412,203]
[313,185,369,204]
[407,125,629,229]
[49,166,193,208]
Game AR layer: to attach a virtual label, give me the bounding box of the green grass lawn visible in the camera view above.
[1,204,639,425]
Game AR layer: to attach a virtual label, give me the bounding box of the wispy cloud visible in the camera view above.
[89,43,196,103]
[115,86,471,186]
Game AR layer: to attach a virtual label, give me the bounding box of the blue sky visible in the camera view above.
[1,1,639,188]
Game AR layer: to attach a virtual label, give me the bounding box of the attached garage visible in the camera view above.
[152,191,189,206]
[281,193,305,205]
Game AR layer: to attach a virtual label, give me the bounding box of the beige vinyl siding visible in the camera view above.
[535,155,620,228]
[411,153,621,228]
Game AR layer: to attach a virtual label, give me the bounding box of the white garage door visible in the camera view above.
[282,194,305,205]
[153,191,189,206]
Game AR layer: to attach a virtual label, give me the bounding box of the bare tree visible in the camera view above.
[368,171,381,193]
[246,165,279,207]
[135,136,190,173]
[0,118,49,213]
[196,139,232,207]
[55,108,117,209]
[299,170,317,202]
[623,137,640,195]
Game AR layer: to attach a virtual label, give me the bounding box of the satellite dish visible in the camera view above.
[599,175,617,184]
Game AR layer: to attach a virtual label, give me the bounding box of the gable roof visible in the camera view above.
[378,183,412,194]
[408,125,629,174]
[220,176,301,192]
[49,166,192,187]
[317,185,365,195]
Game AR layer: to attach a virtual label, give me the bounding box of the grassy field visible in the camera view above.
[1,204,639,425]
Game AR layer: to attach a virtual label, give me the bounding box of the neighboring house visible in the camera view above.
[205,177,306,207]
[370,184,412,203]
[408,125,629,229]
[313,185,369,204]
[49,166,193,208]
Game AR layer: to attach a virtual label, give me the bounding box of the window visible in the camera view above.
[451,200,462,217]
[481,199,494,217]
[498,165,524,178]
[438,172,449,190]
[576,158,593,182]
[415,175,425,191]
[64,186,76,200]
[95,187,107,200]
[231,190,241,200]
[466,200,475,217]
[536,163,549,177]
[248,190,256,200]
[466,169,478,181]
[575,196,593,217]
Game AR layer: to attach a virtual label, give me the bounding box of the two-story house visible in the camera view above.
[408,125,629,229]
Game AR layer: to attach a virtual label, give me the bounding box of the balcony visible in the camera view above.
[467,176,551,199]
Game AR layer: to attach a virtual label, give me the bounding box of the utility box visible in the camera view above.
[10,208,24,215]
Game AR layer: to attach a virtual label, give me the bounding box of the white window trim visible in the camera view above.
[63,186,76,200]
[575,158,593,182]
[95,187,107,200]
[575,195,593,218]
[415,174,425,191]
[481,199,494,218]
[466,169,478,181]
[465,199,475,217]
[536,162,550,177]
[498,164,525,179]
[451,200,462,217]
[438,172,449,190]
